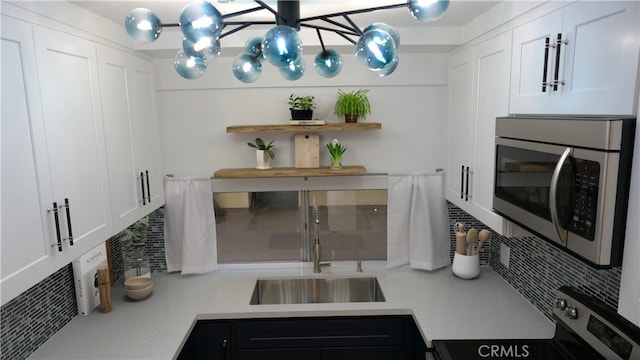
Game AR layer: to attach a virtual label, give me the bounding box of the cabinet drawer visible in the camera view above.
[238,348,320,360]
[236,316,403,349]
[322,346,403,359]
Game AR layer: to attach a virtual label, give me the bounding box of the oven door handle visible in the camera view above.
[550,147,572,245]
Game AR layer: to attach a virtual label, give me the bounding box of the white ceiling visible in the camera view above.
[71,0,500,30]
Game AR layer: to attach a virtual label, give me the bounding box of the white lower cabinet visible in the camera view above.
[510,1,639,115]
[97,45,164,233]
[1,16,61,306]
[447,32,512,235]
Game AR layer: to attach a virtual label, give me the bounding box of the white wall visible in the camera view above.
[155,52,449,178]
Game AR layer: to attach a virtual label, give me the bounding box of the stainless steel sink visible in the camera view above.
[250,276,386,305]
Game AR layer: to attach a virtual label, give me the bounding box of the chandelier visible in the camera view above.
[124,0,450,82]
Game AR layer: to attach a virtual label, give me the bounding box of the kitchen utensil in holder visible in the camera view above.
[452,253,480,279]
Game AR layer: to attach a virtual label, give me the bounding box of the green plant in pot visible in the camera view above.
[288,94,316,120]
[326,139,347,169]
[333,89,371,123]
[116,214,154,280]
[248,137,275,169]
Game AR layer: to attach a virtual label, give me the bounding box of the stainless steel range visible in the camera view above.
[432,286,640,359]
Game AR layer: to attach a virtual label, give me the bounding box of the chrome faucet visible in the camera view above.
[313,206,331,273]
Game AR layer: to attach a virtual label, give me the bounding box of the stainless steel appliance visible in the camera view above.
[432,286,640,360]
[492,115,635,267]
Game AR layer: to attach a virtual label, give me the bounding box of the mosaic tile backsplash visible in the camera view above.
[1,204,625,358]
[447,202,622,320]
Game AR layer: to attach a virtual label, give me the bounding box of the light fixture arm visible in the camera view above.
[221,5,266,20]
[342,15,362,36]
[298,3,407,23]
[300,24,358,45]
[316,28,326,54]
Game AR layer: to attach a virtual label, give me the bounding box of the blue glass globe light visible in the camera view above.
[408,0,450,22]
[183,37,221,60]
[363,22,400,47]
[232,53,263,83]
[377,56,399,77]
[314,49,343,78]
[355,29,397,71]
[279,59,306,81]
[174,50,207,79]
[245,37,266,59]
[124,8,162,43]
[179,1,223,43]
[263,25,303,67]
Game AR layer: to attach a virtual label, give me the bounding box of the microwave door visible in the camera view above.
[493,138,574,247]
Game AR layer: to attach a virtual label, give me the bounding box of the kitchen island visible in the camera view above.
[28,264,554,359]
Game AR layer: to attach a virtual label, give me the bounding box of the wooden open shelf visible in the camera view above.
[226,123,381,133]
[213,166,367,179]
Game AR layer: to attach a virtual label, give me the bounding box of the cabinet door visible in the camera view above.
[33,26,112,259]
[510,9,563,114]
[98,45,164,232]
[129,55,164,209]
[97,45,141,232]
[468,32,512,233]
[0,16,59,306]
[178,321,231,360]
[560,1,639,115]
[446,47,474,210]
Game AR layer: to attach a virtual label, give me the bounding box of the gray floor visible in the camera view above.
[215,205,387,263]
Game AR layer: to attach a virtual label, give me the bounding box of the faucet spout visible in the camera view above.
[312,206,330,273]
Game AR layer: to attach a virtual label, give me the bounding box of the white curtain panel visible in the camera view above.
[164,177,218,274]
[387,172,450,270]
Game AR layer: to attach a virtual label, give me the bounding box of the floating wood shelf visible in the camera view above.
[226,123,381,133]
[213,166,367,179]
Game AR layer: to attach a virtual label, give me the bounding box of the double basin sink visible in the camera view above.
[250,276,385,305]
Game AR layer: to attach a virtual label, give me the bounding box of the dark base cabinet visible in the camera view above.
[177,321,232,360]
[177,315,426,360]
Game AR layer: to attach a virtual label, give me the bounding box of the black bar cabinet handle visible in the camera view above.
[465,166,470,201]
[460,165,465,199]
[52,202,63,252]
[64,198,74,246]
[145,170,151,203]
[222,339,230,360]
[140,172,146,206]
[542,36,550,92]
[553,33,563,91]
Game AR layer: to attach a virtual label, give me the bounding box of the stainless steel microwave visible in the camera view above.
[493,115,635,267]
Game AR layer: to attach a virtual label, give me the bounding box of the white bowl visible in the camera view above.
[125,283,153,300]
[452,253,480,279]
[124,277,153,290]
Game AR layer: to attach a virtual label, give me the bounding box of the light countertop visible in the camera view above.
[29,263,555,359]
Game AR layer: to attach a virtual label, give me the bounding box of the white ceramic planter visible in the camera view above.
[256,149,271,170]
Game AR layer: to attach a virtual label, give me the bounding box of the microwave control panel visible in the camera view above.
[568,160,600,241]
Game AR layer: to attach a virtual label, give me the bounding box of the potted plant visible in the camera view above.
[326,139,347,169]
[288,94,316,120]
[115,214,154,280]
[247,137,275,169]
[333,89,371,123]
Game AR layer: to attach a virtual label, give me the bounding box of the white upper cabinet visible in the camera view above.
[33,26,113,260]
[447,32,512,235]
[1,16,60,306]
[447,47,474,208]
[510,1,639,115]
[97,45,164,233]
[128,55,164,209]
